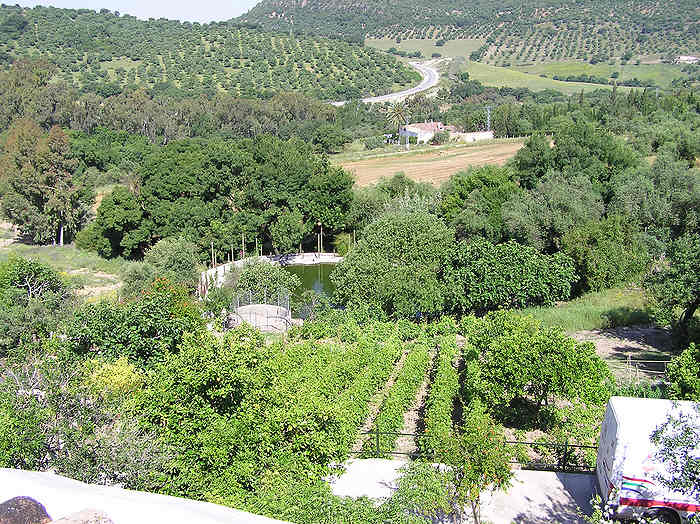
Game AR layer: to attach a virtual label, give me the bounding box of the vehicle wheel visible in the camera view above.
[643,508,681,524]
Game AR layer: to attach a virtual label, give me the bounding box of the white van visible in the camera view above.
[596,397,700,524]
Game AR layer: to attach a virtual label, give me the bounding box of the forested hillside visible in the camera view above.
[242,0,700,63]
[0,5,419,100]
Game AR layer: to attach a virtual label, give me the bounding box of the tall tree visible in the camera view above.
[645,234,700,343]
[0,120,93,245]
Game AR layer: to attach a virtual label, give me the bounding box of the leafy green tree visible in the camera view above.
[76,186,148,259]
[512,132,552,189]
[69,279,204,364]
[0,120,93,245]
[123,237,202,296]
[666,344,700,401]
[440,165,520,242]
[270,209,308,256]
[466,312,613,419]
[442,238,576,315]
[609,154,700,253]
[651,404,700,498]
[561,215,649,294]
[0,255,73,357]
[645,234,700,343]
[232,261,301,299]
[331,211,453,318]
[503,172,604,252]
[311,124,350,153]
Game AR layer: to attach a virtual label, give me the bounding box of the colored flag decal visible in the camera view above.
[622,475,655,494]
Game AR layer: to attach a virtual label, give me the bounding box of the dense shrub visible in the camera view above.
[442,238,576,315]
[666,344,700,400]
[561,215,649,294]
[331,211,453,319]
[462,312,613,421]
[0,255,73,356]
[232,260,301,299]
[123,237,202,296]
[69,279,204,364]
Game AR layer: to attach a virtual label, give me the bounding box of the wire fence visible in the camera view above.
[607,357,671,385]
[350,430,598,473]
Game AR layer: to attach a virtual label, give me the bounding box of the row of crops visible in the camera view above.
[287,311,610,471]
[0,5,420,99]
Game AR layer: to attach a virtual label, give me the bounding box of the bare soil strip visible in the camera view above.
[394,347,438,457]
[573,325,674,382]
[351,349,411,454]
[340,140,524,187]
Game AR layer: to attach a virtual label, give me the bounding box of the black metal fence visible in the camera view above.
[350,430,598,473]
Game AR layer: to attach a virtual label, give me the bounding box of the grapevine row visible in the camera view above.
[363,340,431,456]
[421,335,460,455]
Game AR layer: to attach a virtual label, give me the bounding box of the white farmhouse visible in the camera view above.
[399,122,494,144]
[399,121,458,144]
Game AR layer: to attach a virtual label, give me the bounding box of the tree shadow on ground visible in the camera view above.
[602,307,652,328]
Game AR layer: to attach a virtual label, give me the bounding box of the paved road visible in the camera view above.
[329,459,596,523]
[332,60,441,107]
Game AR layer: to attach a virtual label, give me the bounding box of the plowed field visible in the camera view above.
[338,140,525,187]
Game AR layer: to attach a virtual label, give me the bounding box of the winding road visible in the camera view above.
[331,60,441,106]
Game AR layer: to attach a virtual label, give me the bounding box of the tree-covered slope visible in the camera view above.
[241,0,700,63]
[0,5,419,100]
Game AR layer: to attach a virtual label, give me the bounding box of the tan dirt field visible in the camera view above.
[338,140,525,186]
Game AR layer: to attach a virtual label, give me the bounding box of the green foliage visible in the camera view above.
[85,136,353,261]
[442,238,576,315]
[645,234,700,342]
[0,120,93,244]
[123,237,201,296]
[69,279,204,364]
[512,118,640,194]
[465,312,613,421]
[666,344,700,401]
[503,172,604,252]
[269,208,308,255]
[0,5,419,101]
[609,154,700,253]
[234,261,301,298]
[331,211,453,319]
[440,165,520,243]
[561,215,649,294]
[0,255,72,356]
[77,186,147,259]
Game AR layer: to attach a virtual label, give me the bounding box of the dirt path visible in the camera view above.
[573,325,675,382]
[351,349,411,454]
[340,140,524,187]
[394,346,438,456]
